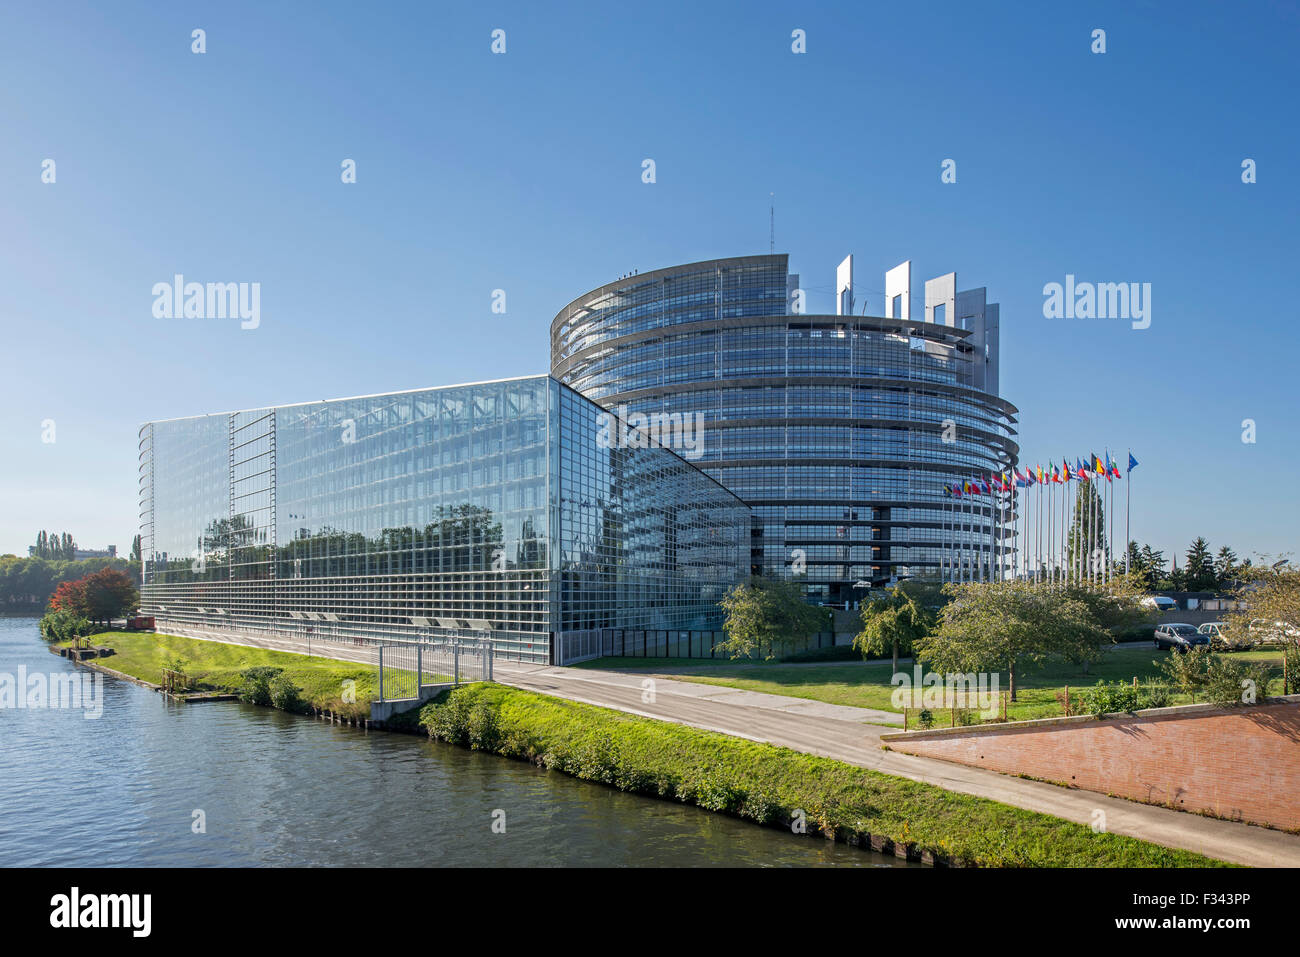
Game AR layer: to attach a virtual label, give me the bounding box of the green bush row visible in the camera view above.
[238,666,304,713]
[413,684,1225,868]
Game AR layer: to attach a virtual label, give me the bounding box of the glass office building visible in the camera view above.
[139,375,750,664]
[551,254,1020,605]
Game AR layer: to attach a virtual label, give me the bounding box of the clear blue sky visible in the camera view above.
[1,0,1296,565]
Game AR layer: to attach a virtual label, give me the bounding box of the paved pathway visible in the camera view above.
[492,662,1300,867]
[150,627,1300,867]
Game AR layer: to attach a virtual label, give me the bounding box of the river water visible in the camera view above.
[0,617,906,867]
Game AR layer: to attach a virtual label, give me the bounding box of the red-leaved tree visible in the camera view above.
[48,568,138,626]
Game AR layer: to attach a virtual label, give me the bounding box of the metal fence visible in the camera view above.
[596,628,839,660]
[375,637,494,703]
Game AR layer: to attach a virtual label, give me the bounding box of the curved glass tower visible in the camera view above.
[550,254,1020,605]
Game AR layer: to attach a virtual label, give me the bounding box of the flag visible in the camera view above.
[1036,465,1045,483]
[1128,453,1139,472]
[1063,458,1073,480]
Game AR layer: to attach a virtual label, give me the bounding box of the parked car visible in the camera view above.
[1141,596,1178,613]
[1154,623,1211,652]
[1197,621,1247,650]
[1247,618,1300,646]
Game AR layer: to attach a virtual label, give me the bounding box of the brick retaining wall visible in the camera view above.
[882,698,1300,830]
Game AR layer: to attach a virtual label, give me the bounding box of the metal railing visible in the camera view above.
[376,636,493,703]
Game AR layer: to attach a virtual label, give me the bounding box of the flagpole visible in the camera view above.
[944,488,950,583]
[1109,461,1117,585]
[1087,476,1094,584]
[1038,477,1044,584]
[977,486,987,582]
[1125,451,1132,578]
[946,488,952,583]
[1071,474,1078,584]
[1065,469,1071,585]
[1060,468,1067,588]
[1090,473,1096,584]
[1049,474,1054,586]
[995,478,1002,582]
[1032,477,1038,584]
[962,486,968,583]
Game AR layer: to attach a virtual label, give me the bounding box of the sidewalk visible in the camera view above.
[494,661,1300,868]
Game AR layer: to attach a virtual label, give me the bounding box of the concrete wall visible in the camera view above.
[882,698,1300,831]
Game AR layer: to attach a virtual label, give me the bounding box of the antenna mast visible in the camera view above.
[769,193,774,253]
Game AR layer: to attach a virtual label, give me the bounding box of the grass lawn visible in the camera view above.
[575,644,1288,724]
[410,682,1228,867]
[60,631,414,719]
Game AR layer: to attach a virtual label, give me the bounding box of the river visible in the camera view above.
[0,617,907,867]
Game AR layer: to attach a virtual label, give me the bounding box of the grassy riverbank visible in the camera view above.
[59,631,385,718]
[405,682,1228,868]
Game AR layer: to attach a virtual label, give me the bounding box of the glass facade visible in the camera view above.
[551,255,1020,604]
[139,376,750,663]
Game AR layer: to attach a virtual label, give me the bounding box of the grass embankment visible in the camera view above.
[575,645,1289,725]
[407,682,1228,867]
[61,631,403,719]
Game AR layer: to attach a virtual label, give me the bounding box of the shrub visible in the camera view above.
[422,686,478,746]
[1158,648,1275,707]
[1138,679,1172,709]
[38,609,94,643]
[1081,680,1141,717]
[1203,657,1273,708]
[916,709,934,730]
[268,673,303,712]
[238,666,283,706]
[739,788,781,824]
[677,766,743,813]
[465,700,501,751]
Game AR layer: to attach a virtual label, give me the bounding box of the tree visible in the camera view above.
[1185,537,1215,591]
[1066,482,1107,576]
[1214,545,1238,587]
[48,578,87,614]
[48,567,138,626]
[1124,540,1143,577]
[130,534,142,563]
[854,582,933,672]
[717,576,828,660]
[1227,562,1299,667]
[1137,543,1166,589]
[915,580,1106,700]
